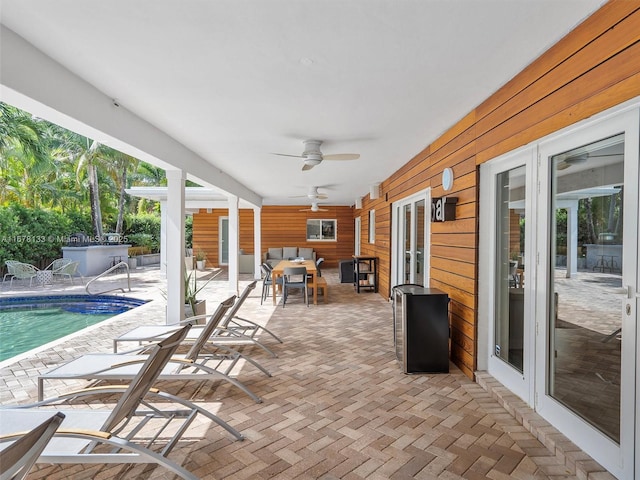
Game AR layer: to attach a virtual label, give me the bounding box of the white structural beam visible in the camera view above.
[253,206,262,280]
[160,200,167,274]
[0,26,261,207]
[228,195,239,296]
[166,170,186,324]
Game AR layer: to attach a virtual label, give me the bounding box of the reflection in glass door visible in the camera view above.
[537,109,639,479]
[548,134,625,442]
[494,166,526,373]
[392,191,429,287]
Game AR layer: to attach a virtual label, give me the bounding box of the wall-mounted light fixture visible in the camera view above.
[355,197,363,209]
[442,168,454,191]
[370,183,381,200]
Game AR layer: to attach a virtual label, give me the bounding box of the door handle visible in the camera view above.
[624,285,640,299]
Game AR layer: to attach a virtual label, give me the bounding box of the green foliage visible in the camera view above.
[65,210,93,235]
[0,204,72,269]
[123,213,161,252]
[185,216,193,249]
[126,233,156,251]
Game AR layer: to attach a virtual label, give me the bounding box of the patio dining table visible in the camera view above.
[271,259,318,305]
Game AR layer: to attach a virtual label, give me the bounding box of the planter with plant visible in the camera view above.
[195,250,207,270]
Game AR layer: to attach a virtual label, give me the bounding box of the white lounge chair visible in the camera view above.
[37,296,269,403]
[114,280,282,358]
[0,412,65,480]
[1,325,243,480]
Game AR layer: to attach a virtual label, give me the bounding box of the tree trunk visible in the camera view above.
[584,197,597,244]
[115,165,127,235]
[88,161,103,240]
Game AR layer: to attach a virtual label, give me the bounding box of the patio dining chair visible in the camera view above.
[0,412,65,480]
[9,263,39,288]
[282,266,308,307]
[1,325,243,480]
[260,263,283,305]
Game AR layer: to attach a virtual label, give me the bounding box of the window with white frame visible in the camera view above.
[306,219,337,241]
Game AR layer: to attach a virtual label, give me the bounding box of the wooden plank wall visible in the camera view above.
[261,206,354,267]
[192,209,256,266]
[353,2,640,379]
[192,206,355,267]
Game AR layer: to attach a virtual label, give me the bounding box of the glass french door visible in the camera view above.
[536,110,639,479]
[479,147,536,404]
[219,217,229,265]
[392,190,430,287]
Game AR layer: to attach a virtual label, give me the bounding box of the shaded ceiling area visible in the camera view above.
[0,0,605,207]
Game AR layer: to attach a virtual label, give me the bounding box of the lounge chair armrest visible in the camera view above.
[57,428,112,440]
[181,315,207,325]
[19,385,162,407]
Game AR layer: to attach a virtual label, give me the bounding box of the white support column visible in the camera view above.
[160,200,167,274]
[566,201,579,278]
[228,194,239,296]
[253,205,262,280]
[165,169,186,324]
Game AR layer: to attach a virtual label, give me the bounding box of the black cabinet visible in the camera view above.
[339,259,355,283]
[353,256,377,293]
[392,285,449,373]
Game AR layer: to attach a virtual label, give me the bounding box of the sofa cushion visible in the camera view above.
[268,247,283,259]
[298,247,314,260]
[283,246,298,259]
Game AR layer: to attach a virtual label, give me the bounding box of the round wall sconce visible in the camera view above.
[442,168,454,191]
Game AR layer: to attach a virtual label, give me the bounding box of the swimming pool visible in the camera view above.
[0,295,147,362]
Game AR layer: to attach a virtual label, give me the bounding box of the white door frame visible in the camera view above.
[535,107,639,479]
[478,145,537,404]
[390,188,431,288]
[219,216,228,265]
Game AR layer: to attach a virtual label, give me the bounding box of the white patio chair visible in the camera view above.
[1,325,243,480]
[2,260,20,286]
[37,296,269,403]
[51,260,79,284]
[9,263,39,288]
[0,412,65,480]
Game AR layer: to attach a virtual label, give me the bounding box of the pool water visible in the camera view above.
[0,295,146,362]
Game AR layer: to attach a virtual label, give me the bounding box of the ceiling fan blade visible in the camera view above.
[316,194,328,200]
[302,163,315,171]
[323,153,360,161]
[272,153,305,158]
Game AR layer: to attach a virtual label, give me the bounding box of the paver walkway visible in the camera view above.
[0,267,612,479]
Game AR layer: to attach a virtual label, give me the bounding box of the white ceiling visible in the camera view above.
[0,0,605,207]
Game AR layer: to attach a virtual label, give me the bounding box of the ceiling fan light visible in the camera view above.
[304,153,322,166]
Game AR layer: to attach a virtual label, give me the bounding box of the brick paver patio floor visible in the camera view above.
[0,267,613,479]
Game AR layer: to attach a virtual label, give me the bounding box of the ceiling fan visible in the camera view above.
[556,153,621,170]
[273,139,360,171]
[300,202,328,212]
[289,186,329,201]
